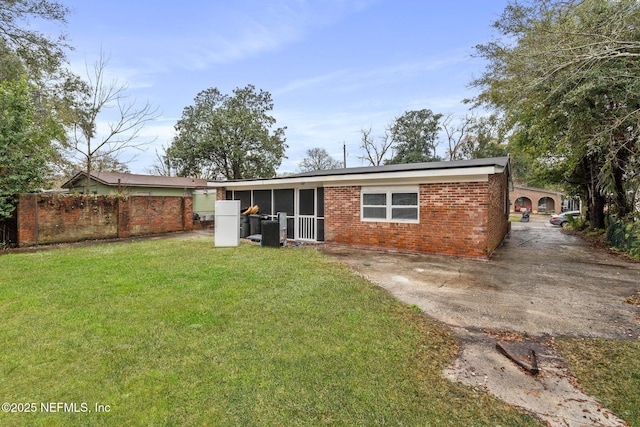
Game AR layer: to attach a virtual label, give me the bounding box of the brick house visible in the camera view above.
[510,185,564,214]
[208,157,512,259]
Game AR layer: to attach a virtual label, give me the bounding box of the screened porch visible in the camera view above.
[225,187,325,242]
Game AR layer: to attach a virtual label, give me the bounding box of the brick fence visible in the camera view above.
[16,194,193,247]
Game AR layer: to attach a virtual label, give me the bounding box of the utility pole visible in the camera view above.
[343,142,347,168]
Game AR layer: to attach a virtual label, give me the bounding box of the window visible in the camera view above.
[361,186,419,222]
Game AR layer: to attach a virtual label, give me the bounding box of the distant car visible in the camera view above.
[549,210,581,227]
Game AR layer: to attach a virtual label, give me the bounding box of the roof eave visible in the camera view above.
[61,171,207,189]
[208,164,505,189]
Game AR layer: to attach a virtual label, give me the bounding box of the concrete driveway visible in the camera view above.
[322,215,640,426]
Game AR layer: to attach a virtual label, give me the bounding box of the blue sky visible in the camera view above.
[58,0,510,174]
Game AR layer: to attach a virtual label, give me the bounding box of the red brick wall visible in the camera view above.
[117,196,131,239]
[182,197,194,232]
[486,173,510,255]
[124,196,187,237]
[16,194,193,247]
[325,174,509,259]
[16,194,37,246]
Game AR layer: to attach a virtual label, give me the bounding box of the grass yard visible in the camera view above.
[0,237,541,426]
[555,338,640,427]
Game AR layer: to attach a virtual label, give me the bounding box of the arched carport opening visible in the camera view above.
[537,197,555,213]
[514,197,532,212]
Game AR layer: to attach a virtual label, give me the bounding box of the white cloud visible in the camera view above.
[273,51,471,101]
[274,70,351,96]
[105,0,379,72]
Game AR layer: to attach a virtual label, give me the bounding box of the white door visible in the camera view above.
[296,188,315,241]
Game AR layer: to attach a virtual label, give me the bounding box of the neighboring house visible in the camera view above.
[510,185,566,214]
[207,157,512,259]
[62,171,215,217]
[63,171,208,196]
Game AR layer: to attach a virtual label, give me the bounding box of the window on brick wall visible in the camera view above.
[361,186,419,223]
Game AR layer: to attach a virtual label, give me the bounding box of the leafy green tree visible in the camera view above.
[387,109,443,164]
[168,84,287,179]
[465,115,508,160]
[0,77,59,218]
[471,0,640,228]
[0,41,24,82]
[0,0,78,121]
[0,2,83,186]
[298,147,342,172]
[0,0,71,76]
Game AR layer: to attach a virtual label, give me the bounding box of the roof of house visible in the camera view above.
[291,156,510,178]
[207,156,511,188]
[62,171,208,189]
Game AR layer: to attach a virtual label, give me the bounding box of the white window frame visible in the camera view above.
[361,186,420,223]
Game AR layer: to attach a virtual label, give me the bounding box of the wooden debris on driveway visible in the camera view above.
[496,342,540,375]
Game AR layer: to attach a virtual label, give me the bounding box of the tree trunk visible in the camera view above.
[583,156,606,230]
[610,133,631,218]
[84,158,92,195]
[590,192,606,230]
[612,163,629,217]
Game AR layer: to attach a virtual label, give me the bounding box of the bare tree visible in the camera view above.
[359,126,393,166]
[442,114,474,161]
[67,51,160,193]
[147,145,174,176]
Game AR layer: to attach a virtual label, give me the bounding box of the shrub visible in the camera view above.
[606,218,640,258]
[566,212,588,230]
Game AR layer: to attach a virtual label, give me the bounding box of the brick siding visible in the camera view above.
[486,173,511,254]
[325,173,509,259]
[216,188,226,200]
[16,194,193,247]
[215,171,510,259]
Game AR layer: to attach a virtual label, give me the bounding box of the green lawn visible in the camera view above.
[509,214,522,222]
[555,338,640,427]
[0,237,539,426]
